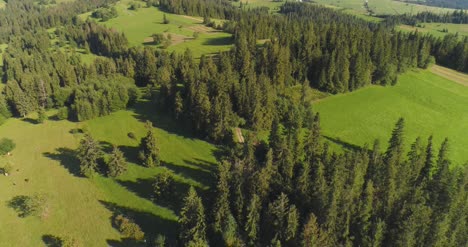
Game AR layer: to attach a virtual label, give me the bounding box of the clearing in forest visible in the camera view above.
[82,0,233,58]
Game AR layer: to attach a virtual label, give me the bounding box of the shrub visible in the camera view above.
[38,108,47,123]
[1,163,13,175]
[57,107,69,120]
[153,169,175,200]
[114,214,145,241]
[128,132,136,140]
[0,138,15,155]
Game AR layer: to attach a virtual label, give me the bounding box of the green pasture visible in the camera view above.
[314,69,468,165]
[0,100,218,246]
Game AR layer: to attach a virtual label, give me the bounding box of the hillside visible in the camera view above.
[315,68,468,165]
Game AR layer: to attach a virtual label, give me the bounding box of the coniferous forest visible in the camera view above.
[0,0,466,246]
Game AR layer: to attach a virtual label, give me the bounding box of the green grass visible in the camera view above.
[398,23,468,39]
[82,0,233,58]
[312,0,454,15]
[0,100,218,246]
[314,69,468,166]
[235,0,284,12]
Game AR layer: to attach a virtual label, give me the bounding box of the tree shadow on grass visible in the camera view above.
[118,145,141,165]
[202,36,233,46]
[43,147,82,177]
[163,161,214,188]
[130,99,196,140]
[42,234,61,247]
[323,136,364,152]
[99,200,178,241]
[7,195,31,217]
[21,117,39,125]
[117,176,189,211]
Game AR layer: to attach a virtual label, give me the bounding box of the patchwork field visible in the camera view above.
[0,100,218,246]
[81,0,233,58]
[315,69,468,165]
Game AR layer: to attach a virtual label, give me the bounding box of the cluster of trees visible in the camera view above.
[91,6,118,22]
[384,10,468,26]
[76,133,127,177]
[174,116,468,246]
[76,122,160,177]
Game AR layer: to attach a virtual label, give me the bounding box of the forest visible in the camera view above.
[0,0,466,245]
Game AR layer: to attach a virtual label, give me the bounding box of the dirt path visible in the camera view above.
[235,127,245,143]
[430,65,468,87]
[182,15,203,23]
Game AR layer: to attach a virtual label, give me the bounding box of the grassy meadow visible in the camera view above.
[398,22,468,39]
[0,100,218,246]
[80,0,233,58]
[314,69,468,165]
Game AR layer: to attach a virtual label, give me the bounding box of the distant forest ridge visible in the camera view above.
[397,0,468,9]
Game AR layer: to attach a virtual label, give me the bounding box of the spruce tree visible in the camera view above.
[77,133,101,177]
[245,194,261,244]
[107,145,127,177]
[138,121,160,167]
[179,187,208,246]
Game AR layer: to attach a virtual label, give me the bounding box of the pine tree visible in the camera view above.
[77,133,101,177]
[107,145,127,177]
[301,213,330,247]
[179,187,208,246]
[213,161,231,233]
[138,121,160,167]
[245,193,261,244]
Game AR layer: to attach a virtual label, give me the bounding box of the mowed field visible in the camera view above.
[0,100,218,246]
[81,0,233,58]
[314,69,468,165]
[398,22,468,39]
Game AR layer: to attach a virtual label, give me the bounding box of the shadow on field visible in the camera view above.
[117,176,189,211]
[131,99,196,139]
[43,148,82,177]
[118,145,141,165]
[42,234,61,247]
[323,136,364,152]
[164,160,214,188]
[202,36,233,46]
[22,117,39,125]
[7,195,32,217]
[100,200,178,241]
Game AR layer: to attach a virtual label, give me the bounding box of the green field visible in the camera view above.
[314,69,468,165]
[313,0,454,15]
[81,0,233,58]
[0,100,218,246]
[398,22,468,38]
[235,0,284,11]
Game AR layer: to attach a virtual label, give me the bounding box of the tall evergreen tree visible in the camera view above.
[77,133,101,177]
[107,145,127,177]
[138,121,160,167]
[179,187,208,247]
